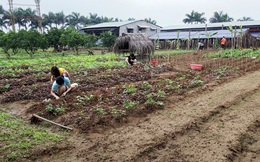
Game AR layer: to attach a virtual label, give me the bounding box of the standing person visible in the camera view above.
[125,52,137,65]
[50,66,70,84]
[51,76,78,100]
[197,40,204,53]
[221,36,227,49]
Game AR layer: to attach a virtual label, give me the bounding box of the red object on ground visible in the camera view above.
[190,64,203,70]
[150,60,158,65]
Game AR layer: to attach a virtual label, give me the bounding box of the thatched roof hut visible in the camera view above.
[113,33,154,60]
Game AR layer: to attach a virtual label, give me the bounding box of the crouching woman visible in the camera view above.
[51,76,78,100]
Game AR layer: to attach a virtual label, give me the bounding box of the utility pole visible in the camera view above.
[8,0,15,31]
[35,0,43,33]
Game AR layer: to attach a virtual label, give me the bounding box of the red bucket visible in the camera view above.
[190,64,203,70]
[150,60,158,66]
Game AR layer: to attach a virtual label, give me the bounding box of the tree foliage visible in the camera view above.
[237,17,254,21]
[60,27,87,54]
[99,31,117,49]
[209,11,234,23]
[183,10,207,24]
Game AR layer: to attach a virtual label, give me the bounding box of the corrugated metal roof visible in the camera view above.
[82,20,137,29]
[81,20,161,29]
[149,29,248,40]
[162,20,260,31]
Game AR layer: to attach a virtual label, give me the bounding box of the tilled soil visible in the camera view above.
[1,53,260,162]
[33,70,260,162]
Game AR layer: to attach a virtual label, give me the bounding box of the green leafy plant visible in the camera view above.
[188,79,204,88]
[0,112,64,161]
[139,81,153,90]
[123,100,138,109]
[94,107,106,117]
[110,106,126,118]
[156,90,167,99]
[123,84,137,94]
[45,104,64,116]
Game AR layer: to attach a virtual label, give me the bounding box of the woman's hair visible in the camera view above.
[130,52,135,57]
[56,76,64,85]
[51,66,60,78]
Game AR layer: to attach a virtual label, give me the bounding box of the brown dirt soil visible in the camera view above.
[1,53,260,161]
[20,71,260,162]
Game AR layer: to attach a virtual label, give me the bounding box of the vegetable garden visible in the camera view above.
[1,48,260,161]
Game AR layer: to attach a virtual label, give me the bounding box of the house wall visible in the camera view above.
[119,20,160,36]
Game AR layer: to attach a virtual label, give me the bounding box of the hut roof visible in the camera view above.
[113,33,154,55]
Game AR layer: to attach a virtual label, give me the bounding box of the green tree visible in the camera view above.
[209,11,234,23]
[60,27,87,54]
[54,12,66,28]
[0,5,8,31]
[46,27,64,52]
[66,12,85,30]
[128,18,135,21]
[42,12,56,29]
[99,31,117,50]
[200,31,218,49]
[38,33,49,51]
[144,18,157,25]
[183,10,207,24]
[13,8,27,30]
[23,8,37,30]
[0,31,20,57]
[18,29,42,57]
[89,13,101,25]
[237,17,254,21]
[85,33,98,48]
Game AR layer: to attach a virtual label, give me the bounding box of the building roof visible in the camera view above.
[81,20,161,29]
[162,20,260,31]
[149,29,248,40]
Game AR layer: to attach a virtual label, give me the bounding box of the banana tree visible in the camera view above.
[200,31,218,50]
[227,25,238,49]
[237,25,243,49]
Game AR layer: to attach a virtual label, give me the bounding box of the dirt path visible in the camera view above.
[31,70,260,162]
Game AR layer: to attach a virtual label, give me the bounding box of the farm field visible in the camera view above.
[1,49,260,161]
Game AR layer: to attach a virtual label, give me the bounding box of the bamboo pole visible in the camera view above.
[32,114,73,131]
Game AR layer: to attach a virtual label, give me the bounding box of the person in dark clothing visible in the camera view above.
[125,52,137,65]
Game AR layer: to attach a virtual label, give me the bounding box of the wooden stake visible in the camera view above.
[32,114,73,131]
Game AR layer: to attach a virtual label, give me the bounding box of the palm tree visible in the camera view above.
[183,10,196,24]
[237,17,254,21]
[128,18,135,21]
[42,12,56,29]
[144,18,157,25]
[54,12,66,28]
[209,11,234,23]
[66,12,84,30]
[89,13,102,25]
[0,5,8,30]
[23,8,37,30]
[100,16,114,23]
[183,10,207,24]
[193,12,207,24]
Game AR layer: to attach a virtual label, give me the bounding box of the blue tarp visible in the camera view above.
[149,29,249,40]
[250,31,260,38]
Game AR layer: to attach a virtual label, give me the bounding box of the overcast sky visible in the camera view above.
[1,0,260,27]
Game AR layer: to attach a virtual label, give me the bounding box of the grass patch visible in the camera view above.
[0,111,65,161]
[155,50,195,55]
